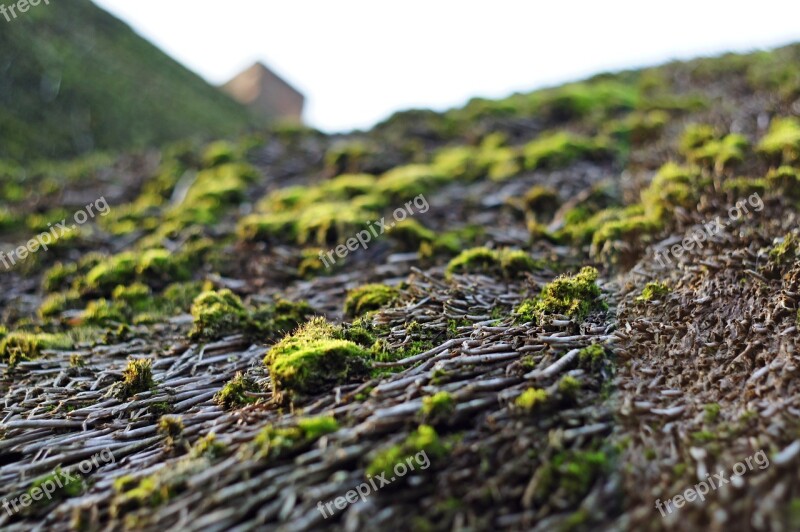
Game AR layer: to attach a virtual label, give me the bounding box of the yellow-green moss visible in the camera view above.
[523,185,560,219]
[344,284,401,319]
[265,318,370,397]
[578,344,606,371]
[515,387,549,411]
[188,289,247,341]
[366,425,448,478]
[515,267,605,323]
[0,332,73,366]
[116,358,154,399]
[523,132,611,171]
[254,415,339,459]
[757,117,800,164]
[445,247,541,279]
[82,299,126,326]
[28,467,84,503]
[214,372,260,409]
[636,281,671,302]
[376,164,450,200]
[680,125,748,172]
[39,290,82,318]
[85,252,139,294]
[420,391,456,419]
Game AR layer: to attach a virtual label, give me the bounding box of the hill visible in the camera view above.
[0,0,254,161]
[1,42,800,530]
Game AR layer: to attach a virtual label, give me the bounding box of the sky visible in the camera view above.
[93,0,800,133]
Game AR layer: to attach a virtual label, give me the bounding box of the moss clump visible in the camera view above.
[157,415,184,449]
[515,267,605,324]
[84,252,139,294]
[214,372,260,409]
[189,433,226,459]
[704,403,721,423]
[265,318,371,397]
[82,299,126,326]
[366,425,448,478]
[28,467,84,503]
[535,450,609,504]
[42,262,79,293]
[254,415,339,459]
[721,176,767,197]
[0,332,73,366]
[189,289,247,341]
[389,219,436,251]
[523,132,611,171]
[420,391,456,419]
[558,375,581,399]
[515,387,549,411]
[136,249,190,285]
[117,359,154,399]
[766,166,800,199]
[376,164,450,201]
[445,247,540,279]
[680,125,748,172]
[578,344,606,371]
[250,299,315,339]
[162,281,206,312]
[39,290,82,318]
[201,140,237,167]
[636,281,671,302]
[640,162,703,221]
[344,284,401,319]
[757,117,800,164]
[769,233,798,265]
[523,185,560,219]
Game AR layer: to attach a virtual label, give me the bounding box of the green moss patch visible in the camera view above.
[116,358,155,399]
[757,117,800,164]
[254,415,339,459]
[366,425,449,478]
[0,332,73,367]
[265,318,370,397]
[445,247,541,279]
[636,281,671,302]
[515,266,605,324]
[214,372,261,409]
[344,284,401,319]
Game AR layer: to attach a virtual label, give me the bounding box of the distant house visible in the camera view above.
[221,62,305,123]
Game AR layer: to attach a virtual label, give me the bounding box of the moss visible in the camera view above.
[162,281,206,312]
[0,332,73,366]
[578,344,606,371]
[84,252,139,294]
[389,219,436,251]
[28,467,84,503]
[640,162,703,221]
[297,415,340,440]
[704,403,721,423]
[82,299,126,326]
[636,281,671,302]
[189,433,226,459]
[321,173,377,199]
[376,164,450,201]
[591,212,662,262]
[366,425,448,478]
[39,290,82,318]
[296,201,374,246]
[117,358,154,399]
[344,284,401,319]
[546,450,609,502]
[680,125,748,172]
[766,166,800,199]
[515,387,549,411]
[721,176,767,197]
[757,117,800,164]
[136,248,190,285]
[254,415,339,459]
[420,391,456,419]
[558,375,581,399]
[769,233,798,265]
[523,185,560,219]
[189,289,247,341]
[602,110,668,144]
[201,140,237,167]
[251,298,315,339]
[325,141,373,174]
[157,415,184,449]
[214,372,260,409]
[42,262,79,293]
[445,247,540,279]
[265,318,371,397]
[515,267,605,324]
[523,132,611,171]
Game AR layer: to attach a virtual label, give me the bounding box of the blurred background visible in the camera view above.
[93,0,800,131]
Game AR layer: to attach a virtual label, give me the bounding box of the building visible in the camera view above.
[221,62,305,123]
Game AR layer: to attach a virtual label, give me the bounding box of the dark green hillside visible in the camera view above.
[0,0,254,160]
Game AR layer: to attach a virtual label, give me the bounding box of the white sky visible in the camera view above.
[93,0,800,133]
